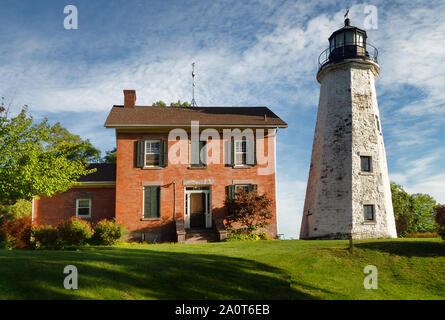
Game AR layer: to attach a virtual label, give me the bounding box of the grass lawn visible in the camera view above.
[0,238,444,300]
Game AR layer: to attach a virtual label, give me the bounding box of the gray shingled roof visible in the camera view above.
[78,163,116,182]
[104,106,287,127]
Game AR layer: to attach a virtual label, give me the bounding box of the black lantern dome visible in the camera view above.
[318,18,378,70]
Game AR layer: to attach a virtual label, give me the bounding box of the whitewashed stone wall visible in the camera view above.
[300,59,397,239]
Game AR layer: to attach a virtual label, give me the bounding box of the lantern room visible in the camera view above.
[318,18,378,70]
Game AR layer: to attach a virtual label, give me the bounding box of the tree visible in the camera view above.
[410,193,437,233]
[0,199,32,224]
[170,100,191,107]
[152,100,191,107]
[152,100,167,107]
[48,123,101,163]
[391,182,413,237]
[391,182,438,237]
[224,188,272,233]
[0,106,96,205]
[102,147,117,163]
[434,205,445,240]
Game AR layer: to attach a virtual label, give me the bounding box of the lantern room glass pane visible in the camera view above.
[345,31,354,45]
[356,32,364,46]
[330,38,334,52]
[335,33,344,48]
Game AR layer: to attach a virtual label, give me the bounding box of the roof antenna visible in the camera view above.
[191,62,197,107]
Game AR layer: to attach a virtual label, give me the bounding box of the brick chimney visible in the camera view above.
[123,90,136,107]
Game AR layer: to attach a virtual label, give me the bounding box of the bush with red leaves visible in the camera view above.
[0,215,32,249]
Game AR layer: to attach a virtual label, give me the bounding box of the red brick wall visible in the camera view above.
[115,130,277,241]
[33,187,116,226]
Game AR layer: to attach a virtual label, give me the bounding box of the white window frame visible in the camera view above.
[144,140,161,167]
[234,140,247,166]
[76,198,91,218]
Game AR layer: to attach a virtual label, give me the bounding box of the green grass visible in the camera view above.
[0,238,444,299]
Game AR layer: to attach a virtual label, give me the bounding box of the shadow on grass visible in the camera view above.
[355,240,445,258]
[0,247,317,300]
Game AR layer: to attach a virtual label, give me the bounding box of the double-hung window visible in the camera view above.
[76,199,91,218]
[227,184,258,199]
[234,140,247,166]
[190,140,206,167]
[145,140,160,166]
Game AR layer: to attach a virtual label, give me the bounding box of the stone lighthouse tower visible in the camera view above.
[300,18,397,239]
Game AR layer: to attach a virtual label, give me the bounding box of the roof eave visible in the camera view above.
[104,124,288,129]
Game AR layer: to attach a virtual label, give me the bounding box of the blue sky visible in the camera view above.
[1,0,444,239]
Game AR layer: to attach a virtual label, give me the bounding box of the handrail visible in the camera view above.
[318,42,378,70]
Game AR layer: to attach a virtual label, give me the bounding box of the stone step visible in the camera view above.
[183,240,214,244]
[185,234,218,240]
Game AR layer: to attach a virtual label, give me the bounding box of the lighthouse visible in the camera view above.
[300,18,397,239]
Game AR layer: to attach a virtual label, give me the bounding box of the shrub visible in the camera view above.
[434,205,445,240]
[405,232,439,238]
[224,188,272,234]
[0,215,32,249]
[32,225,61,249]
[57,217,93,247]
[91,219,126,245]
[226,229,271,242]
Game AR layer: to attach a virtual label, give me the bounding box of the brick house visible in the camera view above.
[33,90,287,243]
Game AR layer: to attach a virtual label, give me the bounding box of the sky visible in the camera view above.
[1,0,444,239]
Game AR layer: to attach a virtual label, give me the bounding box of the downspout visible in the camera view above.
[173,181,176,221]
[31,196,35,224]
[274,128,278,238]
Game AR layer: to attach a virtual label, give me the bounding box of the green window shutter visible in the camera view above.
[160,140,168,167]
[136,140,145,168]
[226,185,235,200]
[144,186,160,218]
[253,139,257,165]
[199,141,206,166]
[247,137,256,166]
[224,139,233,166]
[190,139,200,166]
[230,139,234,167]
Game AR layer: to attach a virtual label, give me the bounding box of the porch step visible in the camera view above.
[184,228,219,243]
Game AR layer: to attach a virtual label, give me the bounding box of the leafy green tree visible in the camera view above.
[48,124,101,163]
[0,106,96,205]
[434,205,445,239]
[102,147,117,163]
[152,100,191,107]
[0,199,32,224]
[152,100,167,107]
[391,182,413,237]
[391,182,437,236]
[410,193,437,233]
[170,100,191,107]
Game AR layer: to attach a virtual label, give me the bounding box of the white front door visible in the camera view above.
[185,188,212,229]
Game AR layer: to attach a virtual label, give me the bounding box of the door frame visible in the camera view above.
[184,187,212,229]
